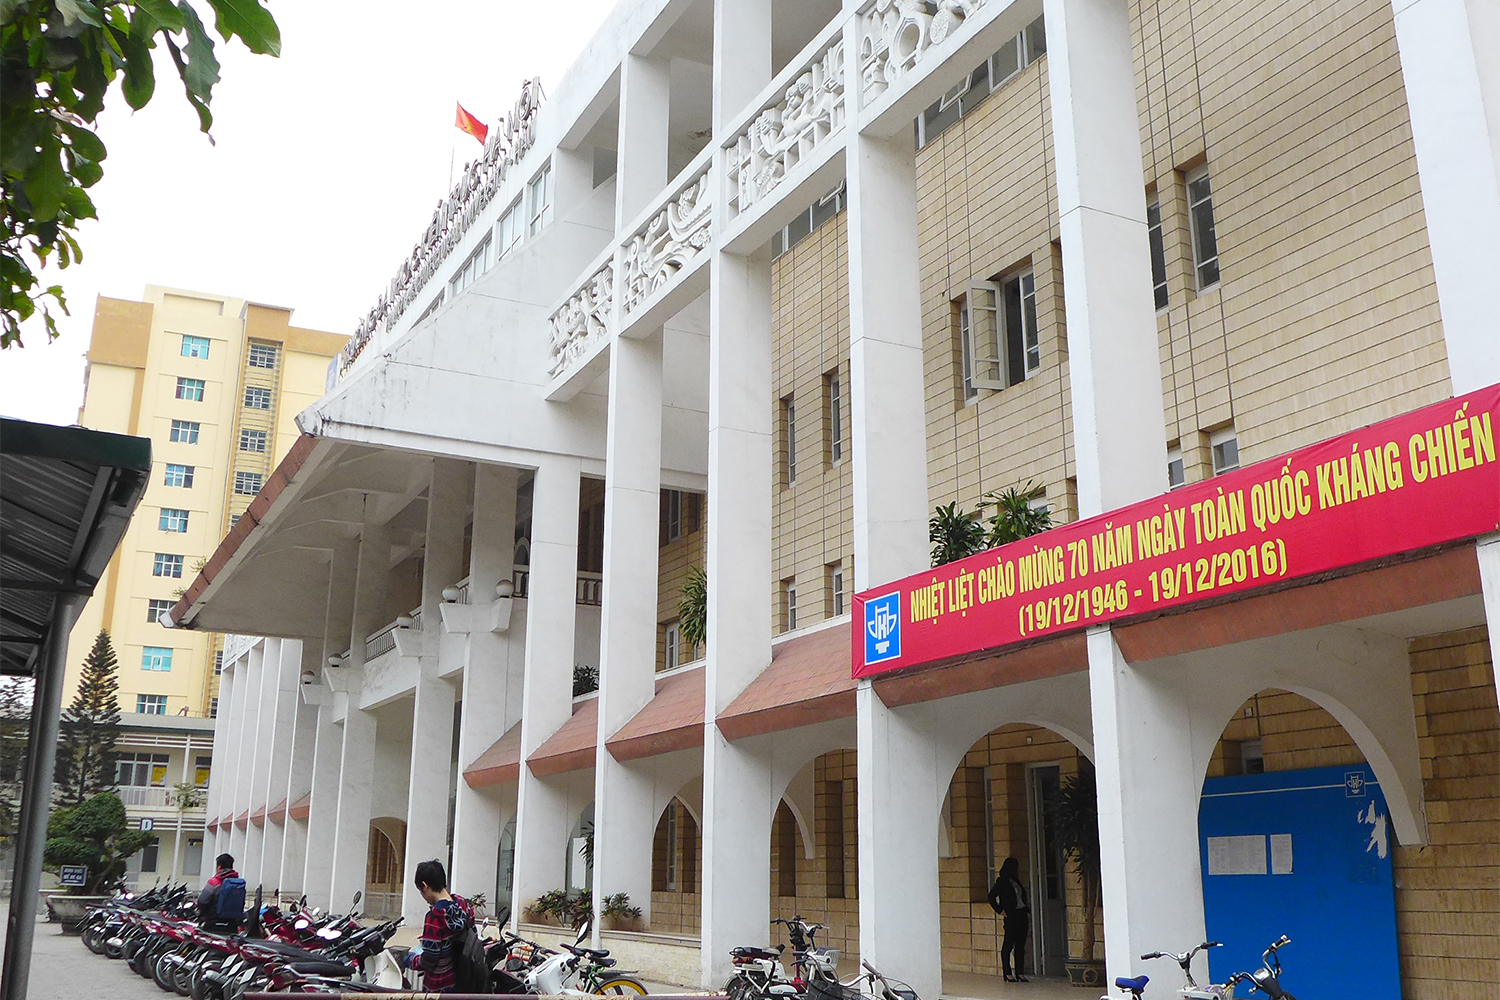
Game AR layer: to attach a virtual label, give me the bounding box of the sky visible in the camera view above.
[0,0,617,426]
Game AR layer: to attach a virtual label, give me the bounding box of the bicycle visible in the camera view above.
[1222,936,1297,999]
[1105,940,1229,1000]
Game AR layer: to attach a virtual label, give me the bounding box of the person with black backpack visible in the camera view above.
[406,859,485,993]
[197,853,247,932]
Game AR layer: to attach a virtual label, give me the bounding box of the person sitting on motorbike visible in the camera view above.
[197,853,246,932]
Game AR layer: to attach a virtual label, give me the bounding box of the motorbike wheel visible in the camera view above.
[82,923,107,955]
[104,935,125,960]
[189,958,223,1000]
[154,949,182,992]
[595,976,650,995]
[172,955,198,996]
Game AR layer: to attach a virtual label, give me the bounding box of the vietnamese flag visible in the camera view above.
[455,103,488,145]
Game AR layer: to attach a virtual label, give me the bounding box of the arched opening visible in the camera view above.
[365,816,407,918]
[1196,683,1431,1000]
[938,724,1095,991]
[767,749,859,964]
[649,796,701,934]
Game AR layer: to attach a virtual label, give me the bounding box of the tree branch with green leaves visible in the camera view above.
[1,0,280,348]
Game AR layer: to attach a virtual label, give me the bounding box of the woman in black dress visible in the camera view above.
[988,857,1030,983]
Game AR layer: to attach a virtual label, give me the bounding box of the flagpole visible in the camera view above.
[448,138,455,191]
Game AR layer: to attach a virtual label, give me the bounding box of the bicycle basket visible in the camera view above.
[808,974,863,1000]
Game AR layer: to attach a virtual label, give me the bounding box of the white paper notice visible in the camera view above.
[1207,834,1268,875]
[1270,834,1293,874]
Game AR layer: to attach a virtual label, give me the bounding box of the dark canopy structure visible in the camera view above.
[0,417,150,999]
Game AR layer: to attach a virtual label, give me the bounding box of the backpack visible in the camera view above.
[453,921,489,993]
[215,876,247,923]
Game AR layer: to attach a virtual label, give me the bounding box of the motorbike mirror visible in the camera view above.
[351,890,363,906]
[574,919,591,944]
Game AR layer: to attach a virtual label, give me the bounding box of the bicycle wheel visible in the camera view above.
[595,976,649,995]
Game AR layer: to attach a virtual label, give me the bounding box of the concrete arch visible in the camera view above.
[1145,624,1426,846]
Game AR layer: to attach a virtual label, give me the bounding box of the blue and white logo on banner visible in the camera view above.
[864,591,902,666]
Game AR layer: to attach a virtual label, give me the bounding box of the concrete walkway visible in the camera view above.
[943,971,1093,1000]
[0,920,164,1000]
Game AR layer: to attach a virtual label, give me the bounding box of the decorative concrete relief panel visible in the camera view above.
[726,36,846,219]
[619,169,712,315]
[548,258,615,380]
[858,0,985,103]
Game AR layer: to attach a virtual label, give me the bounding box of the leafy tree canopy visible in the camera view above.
[44,790,154,893]
[1,0,281,347]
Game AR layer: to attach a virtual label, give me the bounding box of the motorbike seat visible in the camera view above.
[287,960,354,977]
[565,943,612,960]
[733,946,784,961]
[245,940,328,961]
[1115,976,1150,993]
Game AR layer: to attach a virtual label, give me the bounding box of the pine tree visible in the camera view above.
[0,677,34,843]
[54,631,121,807]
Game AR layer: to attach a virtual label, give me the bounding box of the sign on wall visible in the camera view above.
[59,866,87,887]
[852,384,1500,678]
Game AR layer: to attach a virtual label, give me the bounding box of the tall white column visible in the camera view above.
[229,644,263,866]
[1088,630,1206,986]
[402,459,468,924]
[592,328,665,933]
[615,52,671,230]
[512,458,581,926]
[452,464,522,896]
[303,537,357,907]
[244,637,282,887]
[700,249,775,986]
[278,645,320,897]
[1392,0,1500,391]
[329,514,390,910]
[1044,3,1199,989]
[203,659,236,879]
[1044,0,1168,516]
[257,639,300,893]
[845,49,939,996]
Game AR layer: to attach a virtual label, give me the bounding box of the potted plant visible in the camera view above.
[1050,762,1105,987]
[525,888,571,926]
[42,791,154,930]
[600,892,643,932]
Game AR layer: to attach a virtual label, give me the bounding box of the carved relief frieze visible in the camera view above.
[547,259,615,380]
[619,170,712,315]
[859,0,986,103]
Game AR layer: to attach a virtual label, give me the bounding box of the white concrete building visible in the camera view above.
[171,1,1500,996]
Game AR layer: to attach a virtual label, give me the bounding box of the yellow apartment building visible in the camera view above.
[64,287,346,720]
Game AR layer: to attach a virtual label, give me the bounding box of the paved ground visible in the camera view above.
[1,919,166,1000]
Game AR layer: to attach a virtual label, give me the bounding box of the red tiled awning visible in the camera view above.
[463,722,523,788]
[605,666,703,760]
[207,818,219,832]
[234,811,249,830]
[717,625,856,741]
[268,799,288,825]
[528,699,598,776]
[250,806,266,828]
[288,793,311,821]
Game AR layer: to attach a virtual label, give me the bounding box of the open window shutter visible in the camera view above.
[967,279,1005,390]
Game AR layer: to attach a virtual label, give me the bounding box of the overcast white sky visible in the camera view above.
[0,0,617,426]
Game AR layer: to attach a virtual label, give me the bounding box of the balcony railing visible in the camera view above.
[725,20,846,221]
[117,786,206,810]
[547,252,615,381]
[619,152,714,319]
[856,0,991,106]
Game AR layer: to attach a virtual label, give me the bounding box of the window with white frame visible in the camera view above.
[1210,427,1240,474]
[826,370,843,464]
[782,579,798,633]
[243,385,272,410]
[141,646,173,672]
[147,598,173,624]
[135,694,168,716]
[497,197,524,257]
[665,490,683,542]
[239,428,267,453]
[234,471,263,496]
[1186,166,1220,288]
[1167,445,1185,489]
[169,419,199,444]
[194,755,212,785]
[829,563,845,617]
[1148,200,1169,310]
[116,751,169,785]
[247,342,279,369]
[782,396,797,485]
[209,698,218,718]
[414,292,444,325]
[528,163,554,237]
[451,233,494,297]
[153,553,184,578]
[664,623,681,672]
[771,185,845,258]
[180,334,210,358]
[959,269,1039,396]
[158,507,189,532]
[163,463,194,488]
[175,377,205,401]
[916,15,1046,148]
[214,650,224,674]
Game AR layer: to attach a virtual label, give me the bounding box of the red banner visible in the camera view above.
[852,386,1500,679]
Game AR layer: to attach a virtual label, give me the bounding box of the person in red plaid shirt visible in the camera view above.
[406,859,474,992]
